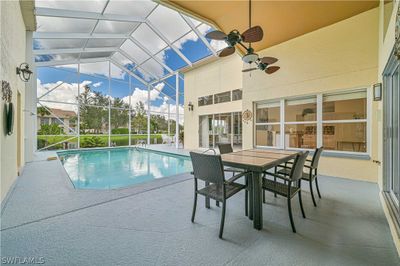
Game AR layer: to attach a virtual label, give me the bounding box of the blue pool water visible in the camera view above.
[58,148,192,189]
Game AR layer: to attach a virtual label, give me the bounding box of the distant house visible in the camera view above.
[37,108,76,134]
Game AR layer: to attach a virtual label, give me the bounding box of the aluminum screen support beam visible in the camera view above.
[147,85,151,145]
[175,73,179,149]
[35,7,145,23]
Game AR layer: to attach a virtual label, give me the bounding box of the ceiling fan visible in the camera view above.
[205,0,280,75]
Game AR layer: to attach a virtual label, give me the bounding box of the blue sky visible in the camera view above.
[36,29,216,108]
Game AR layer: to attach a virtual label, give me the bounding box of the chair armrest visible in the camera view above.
[264,171,291,182]
[202,148,216,154]
[226,171,249,183]
[304,165,316,170]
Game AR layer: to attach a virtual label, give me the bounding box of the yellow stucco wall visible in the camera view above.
[185,7,380,182]
[184,55,243,149]
[0,0,27,202]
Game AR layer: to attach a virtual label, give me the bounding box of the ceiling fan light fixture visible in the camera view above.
[242,53,259,64]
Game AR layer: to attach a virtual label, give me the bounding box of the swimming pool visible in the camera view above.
[58,148,192,189]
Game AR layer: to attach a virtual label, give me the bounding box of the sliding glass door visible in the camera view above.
[383,53,400,215]
[199,112,242,149]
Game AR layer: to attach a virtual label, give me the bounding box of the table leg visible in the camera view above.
[247,172,253,220]
[205,181,210,208]
[252,171,263,230]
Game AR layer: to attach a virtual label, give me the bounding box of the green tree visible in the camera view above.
[111,97,129,130]
[131,102,147,133]
[37,106,50,117]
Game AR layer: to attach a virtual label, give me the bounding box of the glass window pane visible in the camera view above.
[34,39,86,50]
[323,91,367,120]
[214,113,231,145]
[214,91,231,104]
[35,53,79,62]
[256,125,281,147]
[80,61,109,79]
[198,95,213,106]
[155,48,187,71]
[111,52,135,69]
[148,5,191,42]
[199,115,213,148]
[232,89,242,101]
[80,106,109,135]
[233,112,242,149]
[36,0,107,13]
[285,124,317,149]
[37,102,78,135]
[173,31,212,63]
[36,16,97,33]
[37,66,79,104]
[256,101,280,123]
[105,0,157,17]
[86,39,124,48]
[285,97,317,122]
[80,52,113,59]
[120,39,150,64]
[111,108,129,135]
[141,58,168,78]
[322,122,367,152]
[94,20,139,34]
[130,103,147,135]
[131,23,167,55]
[182,14,201,27]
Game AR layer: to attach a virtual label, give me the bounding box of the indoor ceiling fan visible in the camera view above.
[205,0,280,75]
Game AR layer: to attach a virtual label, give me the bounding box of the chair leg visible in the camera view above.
[219,200,226,239]
[216,201,220,207]
[274,177,277,198]
[309,181,317,207]
[191,193,197,223]
[205,181,210,209]
[315,177,322,198]
[287,197,296,233]
[263,189,266,203]
[245,177,248,216]
[298,191,306,219]
[274,167,277,198]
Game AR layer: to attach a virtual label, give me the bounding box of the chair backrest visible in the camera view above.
[217,143,233,154]
[190,152,225,184]
[311,147,324,168]
[290,151,310,181]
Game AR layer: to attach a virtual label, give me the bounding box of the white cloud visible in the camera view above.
[93,82,102,88]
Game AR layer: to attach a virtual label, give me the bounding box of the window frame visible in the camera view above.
[254,87,371,156]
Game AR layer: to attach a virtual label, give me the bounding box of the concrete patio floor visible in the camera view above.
[1,148,399,265]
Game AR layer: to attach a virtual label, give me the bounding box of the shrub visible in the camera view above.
[38,124,63,135]
[80,136,107,148]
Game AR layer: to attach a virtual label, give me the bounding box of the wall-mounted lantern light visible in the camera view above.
[16,63,33,82]
[188,102,194,111]
[373,83,382,101]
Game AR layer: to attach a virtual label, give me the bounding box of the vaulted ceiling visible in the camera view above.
[168,0,380,52]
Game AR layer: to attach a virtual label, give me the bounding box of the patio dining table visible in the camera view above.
[221,149,300,230]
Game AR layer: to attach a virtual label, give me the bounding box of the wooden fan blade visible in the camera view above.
[260,57,278,65]
[205,30,227,40]
[242,68,258,72]
[241,26,263,43]
[265,66,280,74]
[219,46,235,57]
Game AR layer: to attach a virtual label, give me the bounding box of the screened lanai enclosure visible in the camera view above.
[33,0,226,150]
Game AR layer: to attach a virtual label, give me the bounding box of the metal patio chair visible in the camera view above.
[190,151,248,239]
[277,147,324,206]
[217,143,248,215]
[262,151,309,233]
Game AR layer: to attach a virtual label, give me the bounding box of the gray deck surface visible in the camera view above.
[1,147,399,265]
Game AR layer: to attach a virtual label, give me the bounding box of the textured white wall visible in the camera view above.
[0,0,27,202]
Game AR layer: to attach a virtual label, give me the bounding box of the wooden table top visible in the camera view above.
[221,149,299,172]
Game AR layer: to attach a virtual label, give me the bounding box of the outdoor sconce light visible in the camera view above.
[373,83,382,101]
[188,102,194,111]
[16,63,33,82]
